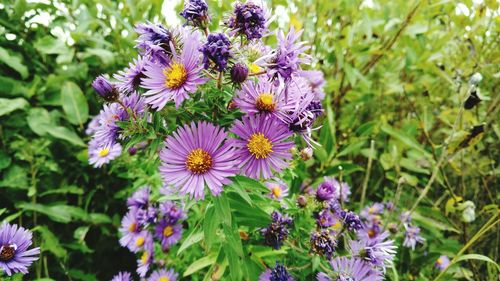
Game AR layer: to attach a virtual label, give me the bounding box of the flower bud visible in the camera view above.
[230,63,249,84]
[299,147,313,161]
[297,195,307,207]
[92,75,119,102]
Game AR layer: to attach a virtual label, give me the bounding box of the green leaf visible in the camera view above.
[183,252,218,277]
[453,254,500,269]
[0,150,12,171]
[203,206,220,250]
[177,229,203,255]
[61,81,88,126]
[34,36,70,55]
[381,124,431,158]
[35,226,67,258]
[0,165,28,189]
[214,193,232,226]
[27,108,53,136]
[47,126,85,147]
[17,202,72,223]
[0,47,28,79]
[0,97,28,116]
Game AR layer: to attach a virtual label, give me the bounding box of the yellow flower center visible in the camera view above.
[163,225,174,237]
[333,220,343,231]
[128,222,137,232]
[255,93,276,112]
[141,251,148,265]
[164,62,188,89]
[368,229,376,238]
[98,148,110,157]
[272,186,282,198]
[159,277,170,281]
[185,148,213,174]
[369,207,375,214]
[135,236,145,247]
[247,133,273,159]
[249,63,261,74]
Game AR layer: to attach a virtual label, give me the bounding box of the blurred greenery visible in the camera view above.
[0,0,498,280]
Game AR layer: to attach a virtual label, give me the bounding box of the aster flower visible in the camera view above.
[180,0,210,28]
[148,268,178,281]
[230,115,294,179]
[317,257,383,281]
[310,229,337,259]
[261,211,293,249]
[349,231,397,269]
[92,103,123,145]
[0,223,40,276]
[363,220,382,239]
[135,22,174,63]
[88,140,122,168]
[265,179,289,201]
[127,186,157,225]
[257,27,310,83]
[403,225,425,250]
[316,209,339,229]
[324,177,351,202]
[111,271,132,281]
[316,181,335,202]
[159,121,239,200]
[227,1,268,40]
[141,30,206,109]
[154,220,183,250]
[299,70,326,100]
[200,33,232,71]
[230,63,249,83]
[435,255,450,270]
[128,230,153,253]
[360,203,385,220]
[259,262,295,281]
[340,210,363,232]
[86,114,101,136]
[159,201,186,224]
[119,209,141,250]
[137,242,154,277]
[92,75,119,102]
[233,79,289,119]
[114,56,148,94]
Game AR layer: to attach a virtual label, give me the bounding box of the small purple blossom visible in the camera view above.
[148,268,178,281]
[317,257,383,281]
[114,56,148,94]
[127,186,157,225]
[340,210,363,232]
[135,22,173,62]
[137,242,154,277]
[180,0,210,28]
[88,140,122,168]
[259,262,295,281]
[154,220,183,251]
[200,33,232,71]
[159,201,186,224]
[299,70,326,100]
[403,225,425,250]
[227,1,268,40]
[261,211,293,249]
[119,209,141,250]
[111,271,132,281]
[310,229,337,259]
[350,231,397,269]
[316,181,335,201]
[230,63,249,83]
[316,209,337,228]
[0,223,40,276]
[92,75,119,101]
[360,203,385,220]
[435,255,450,270]
[265,179,289,201]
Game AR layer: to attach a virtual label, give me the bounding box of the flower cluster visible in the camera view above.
[116,187,184,278]
[261,211,293,250]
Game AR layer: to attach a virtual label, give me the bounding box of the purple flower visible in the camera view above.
[135,22,173,62]
[265,179,289,201]
[310,229,337,259]
[316,181,335,201]
[141,30,206,109]
[127,187,157,225]
[92,75,119,101]
[403,225,425,250]
[137,242,153,277]
[114,56,148,94]
[88,140,122,168]
[230,63,249,83]
[400,211,412,225]
[261,211,293,249]
[257,27,310,82]
[86,115,101,136]
[159,121,239,200]
[350,231,397,269]
[200,33,232,71]
[119,209,141,250]
[148,268,178,281]
[154,220,183,250]
[227,1,268,40]
[317,257,383,281]
[316,209,338,228]
[435,255,450,270]
[180,0,210,28]
[230,115,294,179]
[340,210,363,232]
[360,203,385,220]
[299,70,326,100]
[234,79,288,118]
[128,230,153,253]
[111,271,132,281]
[0,223,40,276]
[259,262,295,281]
[159,201,186,224]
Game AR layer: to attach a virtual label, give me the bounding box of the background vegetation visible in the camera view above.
[0,0,498,280]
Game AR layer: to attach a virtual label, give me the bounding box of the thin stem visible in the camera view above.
[360,140,375,208]
[216,71,223,89]
[248,70,266,77]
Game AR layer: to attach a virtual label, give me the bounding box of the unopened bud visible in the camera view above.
[297,195,307,207]
[299,147,313,161]
[92,75,119,102]
[230,63,249,84]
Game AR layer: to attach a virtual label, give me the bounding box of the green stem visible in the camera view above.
[360,140,375,208]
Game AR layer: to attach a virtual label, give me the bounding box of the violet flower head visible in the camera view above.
[259,262,295,281]
[0,223,40,276]
[92,75,119,101]
[159,201,186,224]
[88,140,122,168]
[350,231,397,270]
[200,33,232,71]
[403,225,425,250]
[148,268,178,281]
[340,210,363,232]
[261,211,293,249]
[230,63,249,83]
[360,203,385,220]
[435,255,450,271]
[154,220,183,250]
[319,177,350,203]
[159,121,239,200]
[135,22,173,62]
[137,242,154,277]
[299,70,326,100]
[316,209,338,228]
[114,56,148,94]
[317,257,383,281]
[227,1,268,40]
[316,181,335,201]
[265,179,289,201]
[180,0,210,28]
[127,186,157,225]
[310,229,337,259]
[111,271,132,281]
[119,209,141,250]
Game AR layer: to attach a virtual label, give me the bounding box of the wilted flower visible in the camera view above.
[0,223,40,276]
[227,1,268,40]
[180,0,210,28]
[403,225,425,250]
[317,257,383,281]
[435,255,450,271]
[259,262,295,281]
[261,211,293,249]
[159,121,239,200]
[310,229,337,259]
[111,271,132,281]
[297,195,307,207]
[200,33,232,71]
[299,147,313,161]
